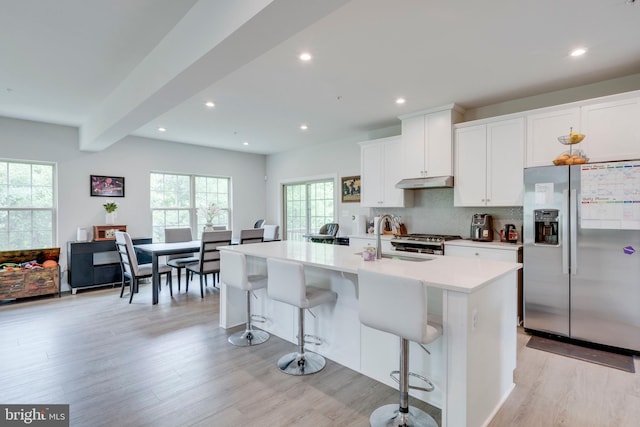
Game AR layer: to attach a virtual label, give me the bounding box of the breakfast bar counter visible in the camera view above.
[219,241,521,427]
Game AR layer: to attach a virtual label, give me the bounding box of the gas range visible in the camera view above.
[390,234,462,255]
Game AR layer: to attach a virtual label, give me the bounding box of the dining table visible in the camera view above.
[134,240,201,304]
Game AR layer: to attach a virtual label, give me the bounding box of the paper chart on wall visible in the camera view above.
[580,161,640,229]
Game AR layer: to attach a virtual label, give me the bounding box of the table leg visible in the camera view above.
[152,254,159,304]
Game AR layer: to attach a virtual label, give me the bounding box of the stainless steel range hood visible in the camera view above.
[396,175,454,189]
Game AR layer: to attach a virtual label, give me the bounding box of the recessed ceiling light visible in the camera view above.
[570,48,587,57]
[158,127,166,132]
[243,141,249,146]
[205,101,215,108]
[300,124,308,130]
[396,97,406,105]
[299,52,312,61]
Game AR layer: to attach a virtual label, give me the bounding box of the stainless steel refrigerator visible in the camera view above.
[523,160,640,352]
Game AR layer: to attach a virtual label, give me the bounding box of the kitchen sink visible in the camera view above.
[355,252,432,262]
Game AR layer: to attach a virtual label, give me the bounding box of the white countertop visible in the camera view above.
[220,241,521,294]
[445,239,523,251]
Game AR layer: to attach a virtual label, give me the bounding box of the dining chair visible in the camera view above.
[310,223,339,243]
[240,228,264,244]
[164,227,198,291]
[253,219,265,228]
[186,230,232,298]
[319,223,339,237]
[115,231,173,303]
[262,224,279,241]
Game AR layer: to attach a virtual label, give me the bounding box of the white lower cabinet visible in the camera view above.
[445,241,523,324]
[454,117,524,207]
[445,244,516,262]
[360,136,412,208]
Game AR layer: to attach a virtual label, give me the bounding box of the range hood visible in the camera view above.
[396,175,454,189]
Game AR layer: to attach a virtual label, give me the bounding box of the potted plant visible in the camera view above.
[198,203,220,231]
[103,202,118,225]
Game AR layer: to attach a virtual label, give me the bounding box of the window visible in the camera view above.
[283,179,334,241]
[150,173,230,242]
[0,160,56,250]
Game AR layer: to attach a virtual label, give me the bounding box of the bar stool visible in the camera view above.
[220,250,270,346]
[267,258,337,375]
[358,268,442,427]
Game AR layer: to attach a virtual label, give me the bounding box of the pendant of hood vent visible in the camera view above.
[396,176,454,189]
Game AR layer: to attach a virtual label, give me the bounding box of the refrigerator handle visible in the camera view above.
[562,189,569,274]
[570,188,578,275]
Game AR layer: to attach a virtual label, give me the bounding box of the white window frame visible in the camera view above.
[0,159,57,251]
[150,172,231,242]
[281,174,337,241]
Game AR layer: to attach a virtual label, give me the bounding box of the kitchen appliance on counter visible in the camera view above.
[470,214,493,241]
[390,234,462,255]
[501,223,518,244]
[524,160,640,352]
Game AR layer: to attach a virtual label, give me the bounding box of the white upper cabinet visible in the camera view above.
[454,117,525,207]
[400,105,464,178]
[360,136,412,208]
[581,97,640,163]
[525,91,640,167]
[525,107,580,167]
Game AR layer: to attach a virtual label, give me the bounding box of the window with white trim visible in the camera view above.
[150,172,231,242]
[0,160,56,250]
[283,179,334,241]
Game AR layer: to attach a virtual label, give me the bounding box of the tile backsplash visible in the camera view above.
[369,188,523,240]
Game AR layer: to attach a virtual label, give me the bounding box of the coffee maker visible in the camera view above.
[470,214,494,241]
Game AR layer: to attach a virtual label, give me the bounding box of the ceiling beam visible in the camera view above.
[79,0,350,152]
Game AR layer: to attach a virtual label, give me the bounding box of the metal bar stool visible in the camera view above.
[267,258,337,375]
[358,268,443,427]
[220,250,269,346]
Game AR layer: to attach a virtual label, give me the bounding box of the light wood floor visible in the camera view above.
[1,284,638,427]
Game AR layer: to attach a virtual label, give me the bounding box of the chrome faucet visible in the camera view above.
[376,214,393,259]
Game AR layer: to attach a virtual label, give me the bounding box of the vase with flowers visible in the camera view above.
[103,201,118,225]
[198,203,220,231]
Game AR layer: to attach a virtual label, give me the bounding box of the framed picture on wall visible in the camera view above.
[90,175,125,197]
[341,175,361,203]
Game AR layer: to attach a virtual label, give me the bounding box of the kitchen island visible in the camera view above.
[219,241,521,427]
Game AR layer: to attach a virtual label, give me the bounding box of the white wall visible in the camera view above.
[265,126,399,237]
[1,116,266,289]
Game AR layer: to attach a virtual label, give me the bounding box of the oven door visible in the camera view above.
[392,243,443,255]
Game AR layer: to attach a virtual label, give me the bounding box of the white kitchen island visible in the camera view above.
[219,241,521,427]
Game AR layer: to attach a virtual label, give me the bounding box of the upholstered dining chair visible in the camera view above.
[319,223,339,237]
[262,224,279,241]
[240,228,264,244]
[186,230,232,298]
[115,231,173,303]
[164,227,198,291]
[310,223,339,243]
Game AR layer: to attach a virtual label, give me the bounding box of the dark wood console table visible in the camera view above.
[67,238,151,294]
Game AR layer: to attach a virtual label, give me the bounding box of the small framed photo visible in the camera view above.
[341,175,361,203]
[90,175,125,197]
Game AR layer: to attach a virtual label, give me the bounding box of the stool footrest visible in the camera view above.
[303,333,322,346]
[250,314,267,324]
[390,370,435,393]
